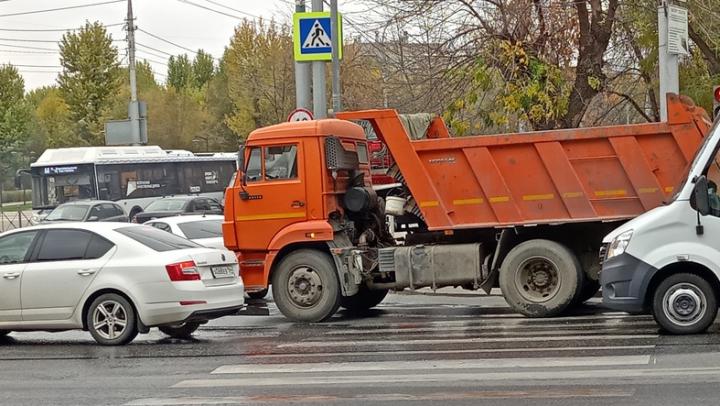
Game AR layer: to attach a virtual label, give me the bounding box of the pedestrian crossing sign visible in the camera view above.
[293,12,343,62]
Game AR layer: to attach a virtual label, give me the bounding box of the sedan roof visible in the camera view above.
[0,221,144,237]
[145,215,224,226]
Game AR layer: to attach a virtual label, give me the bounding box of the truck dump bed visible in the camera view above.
[337,94,710,230]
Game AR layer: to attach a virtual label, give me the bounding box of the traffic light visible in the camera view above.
[713,86,720,120]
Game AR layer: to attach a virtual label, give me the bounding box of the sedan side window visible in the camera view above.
[36,230,93,261]
[0,231,38,264]
[150,222,172,233]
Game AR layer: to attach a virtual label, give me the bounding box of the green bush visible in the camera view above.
[1,189,30,204]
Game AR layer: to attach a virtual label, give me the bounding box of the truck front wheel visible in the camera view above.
[499,239,583,317]
[340,287,388,313]
[271,249,341,322]
[652,273,717,334]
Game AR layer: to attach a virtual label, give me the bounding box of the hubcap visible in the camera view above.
[92,300,128,340]
[287,266,323,308]
[515,257,561,303]
[663,283,706,326]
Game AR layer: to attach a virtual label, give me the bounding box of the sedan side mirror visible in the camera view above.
[691,175,711,216]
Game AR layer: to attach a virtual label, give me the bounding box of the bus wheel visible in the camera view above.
[271,249,341,322]
[340,287,388,313]
[652,273,717,334]
[499,239,583,318]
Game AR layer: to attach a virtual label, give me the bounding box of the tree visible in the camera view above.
[224,20,295,138]
[193,50,215,89]
[0,65,31,181]
[58,21,121,145]
[167,54,194,90]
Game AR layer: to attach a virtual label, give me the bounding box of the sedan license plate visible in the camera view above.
[211,265,234,278]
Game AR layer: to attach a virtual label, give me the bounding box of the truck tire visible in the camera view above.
[652,273,717,335]
[159,322,201,339]
[340,287,389,313]
[499,239,583,317]
[271,249,341,322]
[576,278,601,304]
[247,288,269,300]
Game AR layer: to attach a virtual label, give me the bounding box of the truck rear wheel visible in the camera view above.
[340,287,388,313]
[652,273,717,334]
[271,249,341,322]
[499,239,583,317]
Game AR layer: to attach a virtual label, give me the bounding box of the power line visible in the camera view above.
[0,0,125,18]
[0,42,57,51]
[136,48,170,61]
[0,49,57,54]
[176,0,249,20]
[136,42,174,57]
[9,64,63,68]
[0,37,62,43]
[137,28,211,58]
[0,22,125,32]
[201,0,258,19]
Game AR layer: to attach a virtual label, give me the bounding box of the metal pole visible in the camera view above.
[294,0,312,111]
[658,0,679,122]
[330,0,342,113]
[311,0,327,118]
[127,0,141,143]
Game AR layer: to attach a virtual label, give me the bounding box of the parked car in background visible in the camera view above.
[0,223,244,345]
[146,215,225,249]
[42,201,128,223]
[133,196,223,224]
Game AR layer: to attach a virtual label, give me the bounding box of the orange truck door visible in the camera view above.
[234,143,307,250]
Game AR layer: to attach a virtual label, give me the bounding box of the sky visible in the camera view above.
[0,0,301,90]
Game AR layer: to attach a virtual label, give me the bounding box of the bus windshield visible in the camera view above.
[31,164,96,209]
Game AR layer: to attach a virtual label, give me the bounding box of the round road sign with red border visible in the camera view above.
[288,108,314,122]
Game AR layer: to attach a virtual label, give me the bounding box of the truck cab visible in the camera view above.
[601,118,720,334]
[223,119,391,321]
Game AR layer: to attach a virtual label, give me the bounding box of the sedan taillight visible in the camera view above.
[166,260,200,281]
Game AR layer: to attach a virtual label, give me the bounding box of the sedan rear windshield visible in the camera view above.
[178,220,223,239]
[116,226,201,252]
[144,199,187,212]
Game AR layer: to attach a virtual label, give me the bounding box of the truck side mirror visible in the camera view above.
[237,145,248,187]
[691,175,711,216]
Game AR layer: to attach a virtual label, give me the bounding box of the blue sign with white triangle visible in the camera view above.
[293,12,343,62]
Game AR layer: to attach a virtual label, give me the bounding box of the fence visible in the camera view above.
[0,209,33,232]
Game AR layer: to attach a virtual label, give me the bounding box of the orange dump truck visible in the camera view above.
[223,94,710,322]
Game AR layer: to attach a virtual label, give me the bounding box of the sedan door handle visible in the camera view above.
[77,269,97,277]
[2,272,20,280]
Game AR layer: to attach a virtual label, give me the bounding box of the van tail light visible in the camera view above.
[166,260,200,281]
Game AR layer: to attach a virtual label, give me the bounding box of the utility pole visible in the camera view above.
[126,0,141,143]
[330,0,342,113]
[294,0,312,111]
[658,0,679,121]
[311,0,327,118]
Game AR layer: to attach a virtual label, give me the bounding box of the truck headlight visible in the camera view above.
[606,230,633,260]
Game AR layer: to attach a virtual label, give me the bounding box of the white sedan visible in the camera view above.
[145,215,225,249]
[0,222,244,345]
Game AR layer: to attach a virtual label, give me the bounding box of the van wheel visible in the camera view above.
[271,250,341,322]
[86,293,138,346]
[159,322,200,339]
[247,288,269,300]
[652,273,717,334]
[340,287,388,313]
[499,239,583,317]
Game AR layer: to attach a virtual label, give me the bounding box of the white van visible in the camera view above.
[601,120,720,334]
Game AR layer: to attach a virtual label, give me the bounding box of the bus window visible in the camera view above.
[30,164,96,208]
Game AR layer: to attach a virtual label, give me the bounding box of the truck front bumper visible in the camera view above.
[600,253,658,313]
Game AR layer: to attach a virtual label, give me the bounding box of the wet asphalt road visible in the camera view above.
[3,290,720,406]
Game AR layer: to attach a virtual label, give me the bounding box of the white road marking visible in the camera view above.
[277,334,658,348]
[243,345,656,360]
[173,366,720,388]
[211,355,650,374]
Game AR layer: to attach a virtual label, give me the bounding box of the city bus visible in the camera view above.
[28,146,237,219]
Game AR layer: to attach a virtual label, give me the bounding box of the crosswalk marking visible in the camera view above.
[212,355,650,375]
[277,334,658,348]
